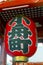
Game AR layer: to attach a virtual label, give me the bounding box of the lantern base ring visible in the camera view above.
[13,56,28,62]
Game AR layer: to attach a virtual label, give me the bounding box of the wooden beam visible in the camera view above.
[12,62,43,65]
[37,27,43,37]
[0,0,43,9]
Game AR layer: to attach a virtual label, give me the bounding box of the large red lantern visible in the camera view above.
[4,15,37,62]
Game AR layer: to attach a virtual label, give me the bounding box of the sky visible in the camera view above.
[29,43,43,62]
[6,43,43,65]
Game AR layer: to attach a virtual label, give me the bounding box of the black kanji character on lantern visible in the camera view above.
[8,16,32,53]
[9,38,31,53]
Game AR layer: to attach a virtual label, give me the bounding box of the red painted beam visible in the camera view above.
[0,0,43,9]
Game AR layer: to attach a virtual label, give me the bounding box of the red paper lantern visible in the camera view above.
[4,15,37,59]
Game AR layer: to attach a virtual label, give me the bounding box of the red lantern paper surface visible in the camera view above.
[4,16,37,57]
